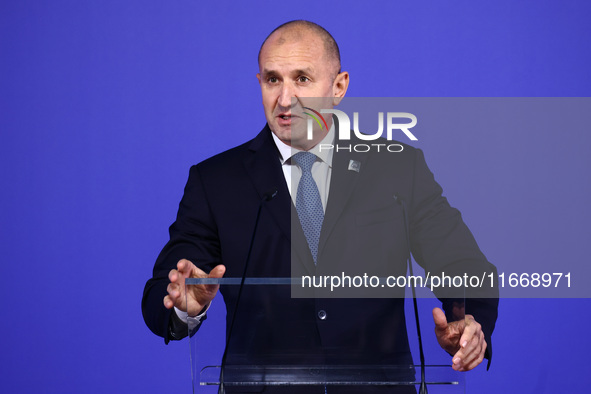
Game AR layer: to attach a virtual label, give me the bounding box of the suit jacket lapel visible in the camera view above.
[243,125,316,273]
[318,147,369,261]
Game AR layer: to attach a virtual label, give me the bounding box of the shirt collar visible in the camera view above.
[271,125,335,167]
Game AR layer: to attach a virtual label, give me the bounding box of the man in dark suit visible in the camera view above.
[142,20,498,390]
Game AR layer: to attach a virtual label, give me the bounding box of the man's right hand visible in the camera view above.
[163,259,226,317]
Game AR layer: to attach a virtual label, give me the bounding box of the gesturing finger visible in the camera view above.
[458,315,481,350]
[432,307,448,332]
[177,259,193,277]
[453,318,486,371]
[457,332,487,371]
[168,269,179,283]
[163,295,174,309]
[459,330,485,367]
[209,264,226,279]
[167,282,181,299]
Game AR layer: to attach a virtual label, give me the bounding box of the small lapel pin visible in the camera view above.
[348,160,361,173]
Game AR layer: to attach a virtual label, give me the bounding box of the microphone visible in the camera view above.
[394,194,428,394]
[219,188,278,393]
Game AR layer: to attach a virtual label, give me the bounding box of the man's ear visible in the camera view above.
[332,71,349,106]
[256,73,261,85]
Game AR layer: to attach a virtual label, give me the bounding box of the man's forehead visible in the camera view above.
[258,25,340,77]
[259,39,324,73]
[262,29,324,55]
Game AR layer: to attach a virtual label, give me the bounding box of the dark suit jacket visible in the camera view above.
[142,124,498,379]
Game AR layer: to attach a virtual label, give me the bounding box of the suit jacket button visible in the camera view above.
[317,310,327,320]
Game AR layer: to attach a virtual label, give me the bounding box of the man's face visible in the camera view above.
[257,30,348,150]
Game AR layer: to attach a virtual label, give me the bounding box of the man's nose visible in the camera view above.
[277,83,295,108]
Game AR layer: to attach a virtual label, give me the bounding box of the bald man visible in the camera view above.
[142,20,498,393]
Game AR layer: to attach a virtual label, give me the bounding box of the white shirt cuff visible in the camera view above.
[174,303,211,331]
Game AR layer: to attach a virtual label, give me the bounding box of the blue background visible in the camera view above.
[1,1,590,392]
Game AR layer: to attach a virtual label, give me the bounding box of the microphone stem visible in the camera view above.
[219,190,275,393]
[399,197,428,394]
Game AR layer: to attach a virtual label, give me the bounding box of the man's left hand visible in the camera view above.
[432,307,487,371]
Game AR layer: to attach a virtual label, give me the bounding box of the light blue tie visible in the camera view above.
[293,152,324,264]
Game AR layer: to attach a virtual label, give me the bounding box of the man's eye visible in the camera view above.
[298,76,310,83]
[268,77,278,83]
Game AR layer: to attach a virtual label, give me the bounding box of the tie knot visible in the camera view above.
[292,151,317,173]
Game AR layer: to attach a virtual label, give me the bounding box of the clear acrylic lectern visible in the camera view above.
[186,277,465,393]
